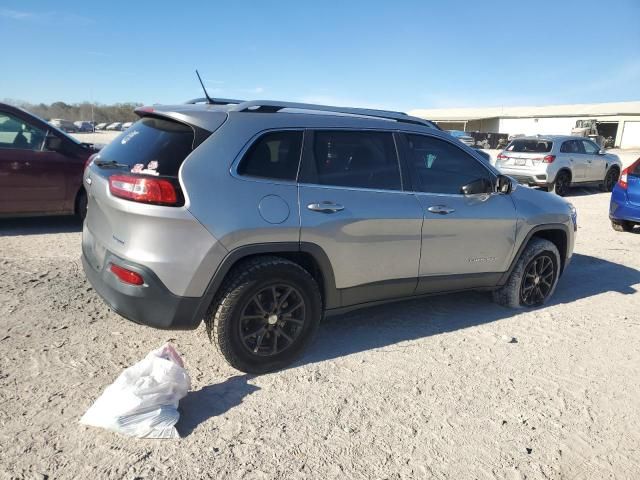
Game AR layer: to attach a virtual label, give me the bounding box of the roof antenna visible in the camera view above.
[195,70,214,104]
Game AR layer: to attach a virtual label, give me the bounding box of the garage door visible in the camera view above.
[621,121,640,149]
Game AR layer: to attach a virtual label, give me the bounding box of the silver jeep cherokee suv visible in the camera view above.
[496,135,622,196]
[82,100,576,373]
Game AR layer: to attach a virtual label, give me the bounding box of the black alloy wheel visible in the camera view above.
[520,254,556,306]
[239,284,306,357]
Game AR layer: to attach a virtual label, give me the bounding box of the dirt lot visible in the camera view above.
[1,153,640,479]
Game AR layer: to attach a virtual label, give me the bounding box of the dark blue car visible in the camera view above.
[610,157,640,232]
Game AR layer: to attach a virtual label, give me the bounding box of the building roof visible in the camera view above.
[409,101,640,121]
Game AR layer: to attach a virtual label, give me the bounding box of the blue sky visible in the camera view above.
[1,0,639,111]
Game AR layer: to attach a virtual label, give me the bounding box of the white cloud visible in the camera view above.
[0,8,33,20]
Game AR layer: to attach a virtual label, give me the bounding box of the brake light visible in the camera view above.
[542,155,556,163]
[110,264,144,285]
[618,158,640,190]
[109,174,178,205]
[497,153,508,160]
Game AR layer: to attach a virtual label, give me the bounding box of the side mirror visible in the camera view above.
[461,177,493,195]
[496,174,513,194]
[44,134,63,152]
[598,149,607,155]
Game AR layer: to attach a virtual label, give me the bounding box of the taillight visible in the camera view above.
[109,174,179,206]
[109,264,144,286]
[619,158,640,190]
[542,155,556,163]
[497,153,508,160]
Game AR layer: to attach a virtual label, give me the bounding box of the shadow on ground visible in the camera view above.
[0,216,81,236]
[298,253,639,367]
[177,375,259,437]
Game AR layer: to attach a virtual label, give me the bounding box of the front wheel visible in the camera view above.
[600,168,619,192]
[207,256,322,374]
[611,219,634,232]
[493,238,560,309]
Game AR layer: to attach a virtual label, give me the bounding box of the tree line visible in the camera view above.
[3,99,142,123]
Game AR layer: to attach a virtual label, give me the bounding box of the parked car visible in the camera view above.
[495,135,622,196]
[610,157,640,232]
[82,100,576,373]
[446,129,475,147]
[105,122,123,131]
[0,103,101,219]
[95,122,109,131]
[49,118,78,133]
[74,121,94,132]
[121,121,134,130]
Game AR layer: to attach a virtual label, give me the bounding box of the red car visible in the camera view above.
[0,102,101,220]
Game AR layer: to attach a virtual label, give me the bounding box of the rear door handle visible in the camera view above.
[427,205,455,215]
[307,202,344,213]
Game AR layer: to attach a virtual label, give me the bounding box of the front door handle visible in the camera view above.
[427,205,455,215]
[307,202,345,213]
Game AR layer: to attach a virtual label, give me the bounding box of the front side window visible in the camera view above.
[238,131,303,181]
[309,130,401,190]
[405,134,491,194]
[581,140,599,154]
[0,112,46,151]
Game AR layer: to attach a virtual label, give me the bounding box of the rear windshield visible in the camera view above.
[506,139,553,153]
[633,160,640,176]
[95,117,194,176]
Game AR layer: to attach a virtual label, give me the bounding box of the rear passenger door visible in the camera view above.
[298,130,423,306]
[399,133,517,293]
[560,140,586,181]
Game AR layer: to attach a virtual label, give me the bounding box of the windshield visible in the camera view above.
[506,139,553,153]
[94,116,194,176]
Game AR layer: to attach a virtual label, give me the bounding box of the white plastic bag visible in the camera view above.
[80,343,191,439]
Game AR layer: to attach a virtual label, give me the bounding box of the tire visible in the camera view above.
[611,219,634,232]
[600,168,619,192]
[551,171,571,196]
[492,238,560,309]
[76,190,88,222]
[207,256,322,374]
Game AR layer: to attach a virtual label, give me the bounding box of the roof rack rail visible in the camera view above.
[230,100,439,128]
[185,97,245,105]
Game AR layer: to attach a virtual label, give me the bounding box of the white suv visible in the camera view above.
[496,135,622,196]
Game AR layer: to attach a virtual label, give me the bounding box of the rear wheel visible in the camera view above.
[207,256,322,373]
[493,238,560,309]
[611,219,634,232]
[600,168,619,192]
[76,190,88,222]
[551,171,571,196]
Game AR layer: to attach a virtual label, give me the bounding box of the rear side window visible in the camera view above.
[405,134,490,195]
[95,117,194,176]
[560,140,583,153]
[238,131,303,181]
[507,139,553,153]
[308,130,401,190]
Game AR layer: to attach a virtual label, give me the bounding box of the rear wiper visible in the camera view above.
[94,160,129,169]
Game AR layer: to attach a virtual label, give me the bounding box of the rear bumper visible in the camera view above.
[502,171,549,186]
[82,248,205,330]
[609,186,640,222]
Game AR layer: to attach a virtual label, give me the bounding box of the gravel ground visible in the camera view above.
[1,146,639,479]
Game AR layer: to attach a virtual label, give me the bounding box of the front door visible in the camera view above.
[399,133,517,294]
[0,111,67,214]
[580,139,606,182]
[298,130,423,306]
